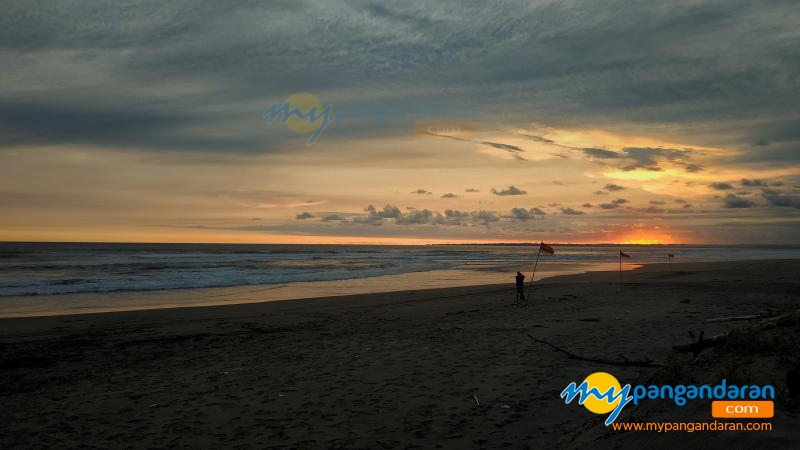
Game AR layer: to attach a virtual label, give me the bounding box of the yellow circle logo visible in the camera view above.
[582,372,622,414]
[284,92,324,134]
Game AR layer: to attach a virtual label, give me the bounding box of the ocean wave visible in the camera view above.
[2,243,800,297]
[0,260,456,297]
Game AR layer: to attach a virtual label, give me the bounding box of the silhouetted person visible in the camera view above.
[515,271,526,303]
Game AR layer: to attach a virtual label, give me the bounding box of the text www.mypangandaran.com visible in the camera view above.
[611,421,772,432]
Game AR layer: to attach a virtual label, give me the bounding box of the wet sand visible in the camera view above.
[1,260,799,449]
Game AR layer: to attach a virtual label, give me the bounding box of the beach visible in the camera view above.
[1,260,798,449]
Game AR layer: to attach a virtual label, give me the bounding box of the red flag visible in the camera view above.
[668,253,675,258]
[539,242,555,254]
[619,250,630,258]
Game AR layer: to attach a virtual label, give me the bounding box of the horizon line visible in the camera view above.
[2,240,798,247]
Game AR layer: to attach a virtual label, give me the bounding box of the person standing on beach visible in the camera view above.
[515,271,526,303]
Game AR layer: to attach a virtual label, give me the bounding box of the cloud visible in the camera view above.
[482,141,526,160]
[684,164,704,173]
[440,192,458,198]
[4,0,800,245]
[619,147,671,171]
[365,204,402,218]
[295,212,314,219]
[444,209,470,219]
[491,185,527,196]
[710,182,733,190]
[561,207,585,215]
[530,207,546,216]
[353,204,402,225]
[580,146,702,174]
[649,200,665,205]
[723,194,756,209]
[582,148,622,159]
[396,209,435,224]
[637,205,665,213]
[473,210,500,223]
[1,0,799,167]
[465,188,480,193]
[761,189,800,208]
[482,141,524,153]
[510,207,532,220]
[321,214,347,221]
[598,198,628,209]
[411,189,432,195]
[741,178,766,187]
[581,203,593,208]
[526,135,556,145]
[509,207,546,221]
[604,184,625,192]
[348,204,510,226]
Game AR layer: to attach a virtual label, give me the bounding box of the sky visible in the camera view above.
[1,0,800,244]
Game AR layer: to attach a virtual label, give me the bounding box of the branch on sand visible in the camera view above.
[704,314,761,323]
[672,330,726,357]
[526,334,664,368]
[674,313,792,356]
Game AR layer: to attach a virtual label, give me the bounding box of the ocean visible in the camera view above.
[2,242,799,316]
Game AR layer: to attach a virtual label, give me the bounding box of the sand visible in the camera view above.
[1,260,799,449]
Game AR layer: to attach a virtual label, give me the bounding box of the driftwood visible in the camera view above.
[672,331,728,356]
[704,314,761,323]
[674,313,793,356]
[527,334,664,368]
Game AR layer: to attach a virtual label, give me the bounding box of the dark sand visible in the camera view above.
[1,260,799,449]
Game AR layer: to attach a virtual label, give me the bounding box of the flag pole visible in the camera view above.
[529,246,542,292]
[618,251,622,288]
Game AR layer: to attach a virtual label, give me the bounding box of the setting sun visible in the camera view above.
[618,231,678,245]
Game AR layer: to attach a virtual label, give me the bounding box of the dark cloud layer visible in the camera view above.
[2,0,799,159]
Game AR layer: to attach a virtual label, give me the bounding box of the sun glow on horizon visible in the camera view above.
[617,231,680,245]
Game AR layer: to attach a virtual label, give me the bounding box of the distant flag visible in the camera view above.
[667,253,674,272]
[527,242,555,300]
[668,253,675,258]
[618,250,630,288]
